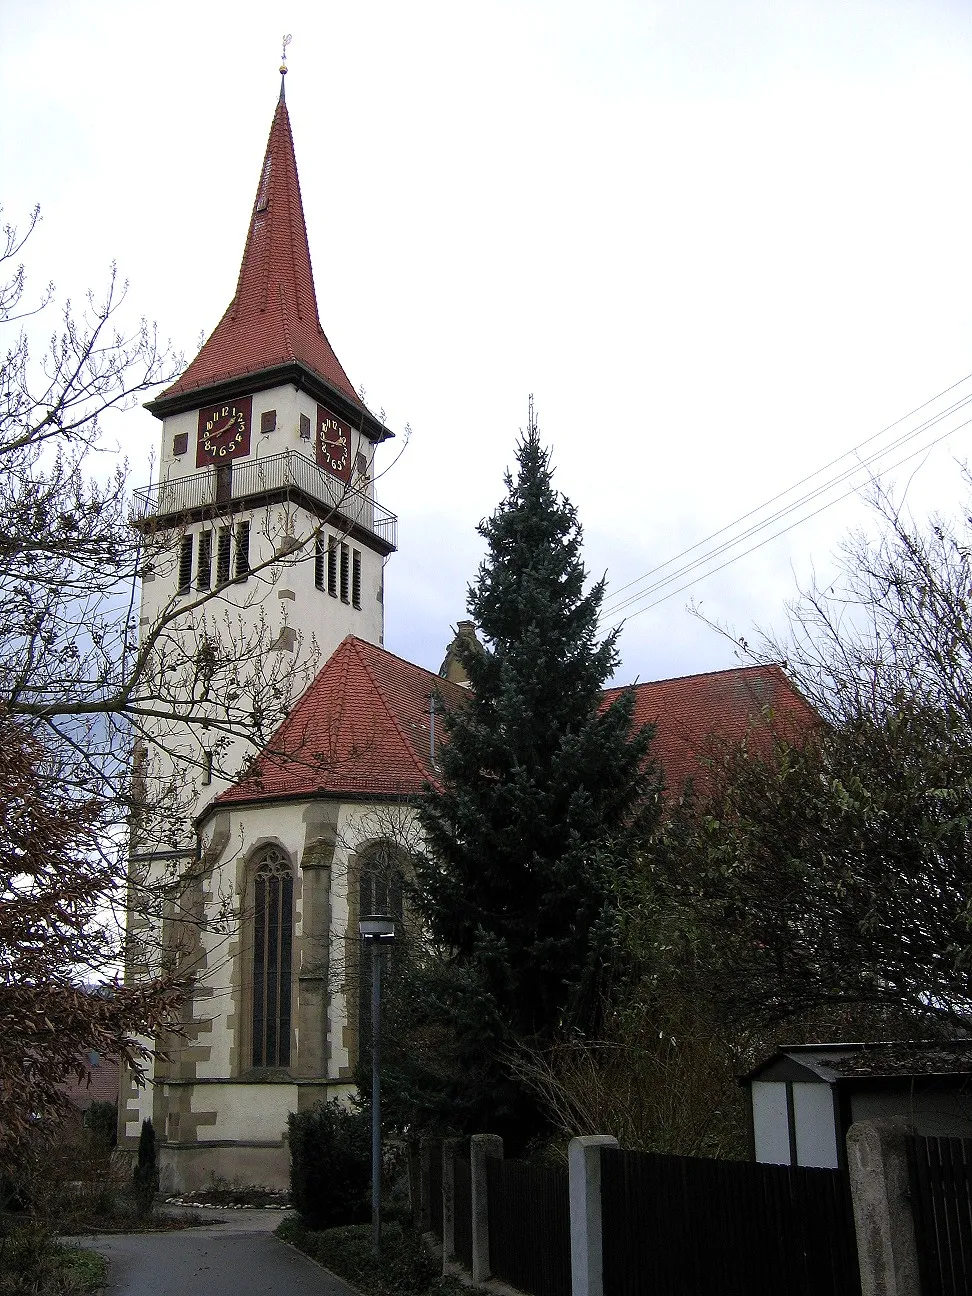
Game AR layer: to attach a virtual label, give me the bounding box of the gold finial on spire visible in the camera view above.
[279,33,292,99]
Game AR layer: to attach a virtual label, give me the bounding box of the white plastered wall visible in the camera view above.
[129,794,421,1181]
[137,381,387,818]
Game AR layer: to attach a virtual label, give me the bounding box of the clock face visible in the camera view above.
[316,405,352,483]
[196,397,252,468]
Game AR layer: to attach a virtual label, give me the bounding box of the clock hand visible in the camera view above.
[211,415,237,438]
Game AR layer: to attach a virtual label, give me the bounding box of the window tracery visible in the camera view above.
[251,847,293,1069]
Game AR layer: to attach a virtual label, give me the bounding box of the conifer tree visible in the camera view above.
[414,410,659,1139]
[133,1118,158,1217]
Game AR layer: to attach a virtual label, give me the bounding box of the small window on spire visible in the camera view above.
[255,157,272,213]
[217,527,232,585]
[327,537,338,598]
[315,533,326,591]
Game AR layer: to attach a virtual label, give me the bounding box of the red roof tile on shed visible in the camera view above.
[159,92,364,408]
[217,637,467,806]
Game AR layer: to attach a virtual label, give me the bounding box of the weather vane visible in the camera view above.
[279,33,292,98]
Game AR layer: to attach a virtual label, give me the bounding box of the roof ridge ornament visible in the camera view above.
[279,33,291,101]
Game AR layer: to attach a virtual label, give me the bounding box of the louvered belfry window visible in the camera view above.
[251,848,293,1068]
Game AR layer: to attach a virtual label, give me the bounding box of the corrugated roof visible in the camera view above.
[158,92,364,408]
[743,1040,972,1083]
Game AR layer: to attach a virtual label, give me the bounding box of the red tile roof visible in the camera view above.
[61,1052,119,1111]
[159,92,364,409]
[215,644,814,809]
[216,637,468,805]
[606,662,818,795]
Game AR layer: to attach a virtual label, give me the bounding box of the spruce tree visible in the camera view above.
[132,1117,158,1217]
[415,411,659,1140]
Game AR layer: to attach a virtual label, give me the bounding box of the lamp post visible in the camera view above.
[358,913,395,1255]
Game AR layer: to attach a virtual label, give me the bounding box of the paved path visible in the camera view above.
[85,1211,361,1296]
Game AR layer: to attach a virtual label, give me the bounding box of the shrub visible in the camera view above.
[288,1100,371,1229]
[276,1217,464,1296]
[132,1118,158,1217]
[83,1101,118,1150]
[1,1121,129,1232]
[0,1224,110,1296]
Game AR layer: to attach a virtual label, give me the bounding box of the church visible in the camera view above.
[122,67,813,1191]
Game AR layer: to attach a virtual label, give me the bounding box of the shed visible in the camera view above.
[740,1040,972,1169]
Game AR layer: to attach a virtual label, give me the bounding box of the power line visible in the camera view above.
[599,374,972,624]
[603,395,972,619]
[609,414,971,624]
[601,370,972,615]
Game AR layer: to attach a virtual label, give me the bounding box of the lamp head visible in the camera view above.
[359,914,396,941]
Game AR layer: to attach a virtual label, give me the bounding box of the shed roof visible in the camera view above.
[742,1040,972,1085]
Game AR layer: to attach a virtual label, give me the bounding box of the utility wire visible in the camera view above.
[601,372,972,617]
[600,373,972,624]
[603,393,972,619]
[610,414,972,623]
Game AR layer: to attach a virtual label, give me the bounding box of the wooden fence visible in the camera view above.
[486,1157,571,1296]
[600,1146,861,1296]
[424,1133,874,1296]
[909,1134,972,1296]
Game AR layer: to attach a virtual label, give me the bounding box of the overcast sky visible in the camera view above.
[4,0,972,685]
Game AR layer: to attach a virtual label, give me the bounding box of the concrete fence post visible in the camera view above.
[568,1135,619,1296]
[471,1133,504,1283]
[441,1136,464,1274]
[417,1137,432,1233]
[846,1117,921,1296]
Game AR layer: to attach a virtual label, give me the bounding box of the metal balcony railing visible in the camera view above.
[132,449,398,551]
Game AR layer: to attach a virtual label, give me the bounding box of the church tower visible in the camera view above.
[122,70,403,1184]
[134,67,397,816]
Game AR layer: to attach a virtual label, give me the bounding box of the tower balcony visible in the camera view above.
[132,449,398,554]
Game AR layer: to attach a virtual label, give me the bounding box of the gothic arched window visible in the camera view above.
[359,849,404,921]
[251,847,293,1069]
[358,842,405,1054]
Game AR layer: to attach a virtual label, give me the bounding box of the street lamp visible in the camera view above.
[358,913,395,1254]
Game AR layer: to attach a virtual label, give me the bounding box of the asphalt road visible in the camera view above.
[86,1212,361,1296]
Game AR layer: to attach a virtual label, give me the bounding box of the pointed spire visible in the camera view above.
[155,75,369,419]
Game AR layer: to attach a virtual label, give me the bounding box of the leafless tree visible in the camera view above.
[0,204,369,1133]
[0,711,182,1155]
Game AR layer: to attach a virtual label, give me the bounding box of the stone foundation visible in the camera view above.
[159,1142,291,1193]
